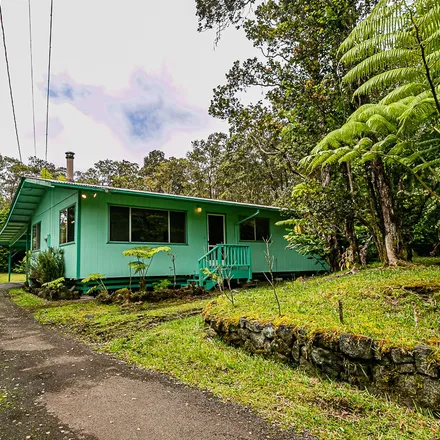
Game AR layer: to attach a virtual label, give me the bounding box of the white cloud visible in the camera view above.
[0,0,258,170]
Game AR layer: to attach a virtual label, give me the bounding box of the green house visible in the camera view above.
[0,177,322,290]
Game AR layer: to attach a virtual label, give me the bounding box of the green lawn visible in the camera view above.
[8,285,440,439]
[205,264,440,355]
[0,273,25,283]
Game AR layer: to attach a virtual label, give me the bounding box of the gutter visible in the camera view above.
[236,210,260,225]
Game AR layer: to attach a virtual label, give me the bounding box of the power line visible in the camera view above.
[28,0,37,157]
[45,0,54,162]
[0,2,23,163]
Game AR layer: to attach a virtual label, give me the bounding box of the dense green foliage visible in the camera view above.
[29,247,65,285]
[192,0,440,268]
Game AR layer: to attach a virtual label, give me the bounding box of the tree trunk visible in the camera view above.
[344,163,359,266]
[371,159,406,265]
[363,164,388,264]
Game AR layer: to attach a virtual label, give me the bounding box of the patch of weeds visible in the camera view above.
[8,289,46,309]
[105,316,439,439]
[31,295,211,343]
[0,391,12,413]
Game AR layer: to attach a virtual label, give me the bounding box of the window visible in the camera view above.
[109,206,129,242]
[239,217,270,241]
[60,205,75,244]
[109,206,186,243]
[32,222,41,250]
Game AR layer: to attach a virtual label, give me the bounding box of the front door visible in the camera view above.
[207,214,225,251]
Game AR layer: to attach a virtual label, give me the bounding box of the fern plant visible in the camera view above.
[122,246,170,291]
[339,0,440,135]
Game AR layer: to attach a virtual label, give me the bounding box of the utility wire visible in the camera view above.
[45,0,54,162]
[0,2,23,162]
[28,0,37,157]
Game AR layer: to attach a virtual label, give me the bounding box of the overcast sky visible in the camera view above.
[0,0,258,170]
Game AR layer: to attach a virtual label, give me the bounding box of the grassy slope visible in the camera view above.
[205,264,440,355]
[8,287,440,439]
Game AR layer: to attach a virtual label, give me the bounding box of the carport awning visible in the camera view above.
[0,178,52,248]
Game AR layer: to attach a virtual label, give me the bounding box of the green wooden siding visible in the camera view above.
[30,187,79,278]
[76,190,321,279]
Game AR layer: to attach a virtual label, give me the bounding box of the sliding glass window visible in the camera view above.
[109,206,186,244]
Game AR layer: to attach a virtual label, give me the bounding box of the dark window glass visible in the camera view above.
[240,219,255,241]
[239,217,270,241]
[170,211,186,243]
[256,218,270,241]
[67,206,75,243]
[60,205,75,244]
[131,208,168,242]
[110,206,130,241]
[32,222,41,250]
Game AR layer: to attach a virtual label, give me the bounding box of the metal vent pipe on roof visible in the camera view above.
[65,151,75,181]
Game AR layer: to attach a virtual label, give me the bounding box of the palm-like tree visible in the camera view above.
[304,0,440,265]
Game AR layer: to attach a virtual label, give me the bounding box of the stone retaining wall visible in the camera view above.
[204,313,440,410]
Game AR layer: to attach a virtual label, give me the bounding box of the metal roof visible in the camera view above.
[0,178,52,248]
[0,177,281,247]
[36,178,281,210]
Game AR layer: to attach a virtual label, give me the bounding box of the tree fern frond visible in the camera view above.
[351,68,425,96]
[360,151,379,163]
[366,114,397,136]
[338,141,371,164]
[349,104,389,123]
[308,151,336,170]
[423,28,440,50]
[312,131,341,153]
[343,49,417,83]
[347,104,378,122]
[417,4,440,41]
[337,121,370,142]
[371,134,398,152]
[413,157,440,172]
[321,147,352,167]
[387,140,412,156]
[340,0,405,53]
[384,101,411,120]
[398,98,437,136]
[380,83,428,104]
[340,32,416,65]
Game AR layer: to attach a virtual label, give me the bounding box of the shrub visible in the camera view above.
[153,279,170,292]
[29,248,65,285]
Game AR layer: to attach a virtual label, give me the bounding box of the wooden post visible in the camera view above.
[7,247,12,282]
[338,300,344,324]
[25,230,30,284]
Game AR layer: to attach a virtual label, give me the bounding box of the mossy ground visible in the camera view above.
[8,278,440,439]
[205,263,440,356]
